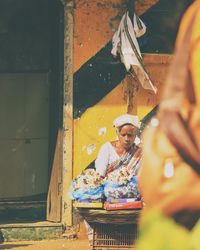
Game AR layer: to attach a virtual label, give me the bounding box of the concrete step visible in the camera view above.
[0,221,63,242]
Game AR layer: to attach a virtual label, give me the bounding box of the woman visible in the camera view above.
[73,114,143,247]
[71,114,142,201]
[95,114,142,199]
[137,1,200,249]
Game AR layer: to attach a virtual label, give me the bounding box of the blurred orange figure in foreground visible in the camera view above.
[137,1,200,249]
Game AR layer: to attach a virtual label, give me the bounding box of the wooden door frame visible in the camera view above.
[62,0,74,227]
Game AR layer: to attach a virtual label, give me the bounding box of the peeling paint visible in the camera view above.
[82,145,86,151]
[98,127,107,136]
[87,144,96,155]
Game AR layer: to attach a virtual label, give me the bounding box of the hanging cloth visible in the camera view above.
[111,12,157,94]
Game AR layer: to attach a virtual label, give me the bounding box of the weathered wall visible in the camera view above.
[73,0,190,176]
[73,0,159,72]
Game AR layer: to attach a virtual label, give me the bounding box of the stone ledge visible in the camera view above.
[0,222,63,242]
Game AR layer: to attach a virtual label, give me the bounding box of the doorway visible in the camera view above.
[0,0,63,223]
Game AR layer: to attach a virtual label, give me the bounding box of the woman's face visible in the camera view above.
[117,124,137,149]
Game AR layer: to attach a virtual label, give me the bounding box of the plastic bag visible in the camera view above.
[104,175,140,199]
[69,169,104,200]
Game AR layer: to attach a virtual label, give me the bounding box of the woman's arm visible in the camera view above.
[95,142,110,177]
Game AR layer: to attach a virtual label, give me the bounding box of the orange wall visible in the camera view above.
[74,0,125,71]
[74,0,159,71]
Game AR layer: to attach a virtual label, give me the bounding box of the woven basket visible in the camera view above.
[76,208,141,225]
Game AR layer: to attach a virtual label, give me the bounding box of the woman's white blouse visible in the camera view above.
[95,142,120,177]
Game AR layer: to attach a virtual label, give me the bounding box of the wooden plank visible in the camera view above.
[77,208,141,225]
[46,130,63,222]
[143,53,173,64]
[62,0,74,227]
